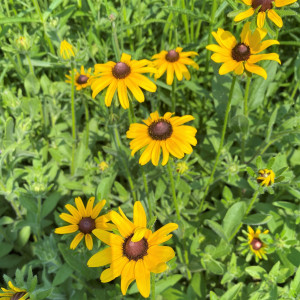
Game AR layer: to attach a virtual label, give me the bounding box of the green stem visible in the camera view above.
[128,95,136,123]
[83,96,90,149]
[70,64,76,175]
[291,80,299,99]
[26,54,34,74]
[171,77,177,112]
[229,190,259,241]
[112,21,121,61]
[142,169,152,218]
[167,161,180,220]
[37,195,42,239]
[151,273,156,300]
[199,76,237,213]
[241,76,251,163]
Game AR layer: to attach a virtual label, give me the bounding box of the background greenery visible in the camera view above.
[0,0,300,299]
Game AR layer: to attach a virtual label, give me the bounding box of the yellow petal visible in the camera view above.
[133,201,147,228]
[110,211,135,238]
[248,53,281,64]
[132,227,148,242]
[165,138,184,158]
[85,197,95,217]
[166,63,174,85]
[148,223,178,245]
[275,0,297,7]
[101,256,128,282]
[130,73,157,92]
[75,197,86,217]
[242,0,252,4]
[85,233,93,250]
[150,262,168,273]
[211,53,231,63]
[139,141,156,166]
[59,213,78,225]
[104,79,118,107]
[148,245,175,262]
[135,260,150,298]
[173,62,183,81]
[161,141,170,166]
[65,204,81,220]
[92,229,124,246]
[267,9,283,27]
[120,53,131,64]
[213,28,237,50]
[91,76,113,98]
[70,232,84,249]
[251,40,280,54]
[234,8,255,22]
[91,200,106,219]
[87,247,112,267]
[170,115,195,126]
[244,62,267,80]
[234,62,244,75]
[257,11,266,28]
[219,60,240,75]
[125,77,145,103]
[206,44,231,55]
[151,141,161,166]
[55,224,78,234]
[117,79,129,109]
[121,260,136,295]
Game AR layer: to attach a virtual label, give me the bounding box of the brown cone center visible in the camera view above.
[251,238,262,250]
[78,217,95,234]
[148,120,173,140]
[123,234,148,261]
[252,0,274,12]
[76,75,89,84]
[112,62,131,79]
[165,50,180,62]
[231,43,251,62]
[11,292,27,300]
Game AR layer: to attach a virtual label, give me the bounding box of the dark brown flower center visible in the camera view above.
[11,292,27,300]
[76,75,89,84]
[256,171,270,183]
[148,119,173,140]
[165,50,180,62]
[251,238,263,250]
[112,62,131,79]
[252,0,274,12]
[231,43,251,62]
[78,217,95,234]
[123,234,148,261]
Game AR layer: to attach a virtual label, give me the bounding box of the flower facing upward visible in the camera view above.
[91,53,157,109]
[234,0,297,28]
[55,197,115,250]
[151,47,199,85]
[248,226,269,259]
[87,201,178,298]
[126,111,197,166]
[256,169,275,186]
[60,40,76,60]
[206,22,280,79]
[65,66,92,90]
[0,281,29,300]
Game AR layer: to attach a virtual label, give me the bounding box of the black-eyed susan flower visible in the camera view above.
[126,111,197,166]
[256,168,275,186]
[0,281,29,300]
[234,0,297,28]
[206,22,280,79]
[55,197,115,250]
[151,47,199,85]
[91,53,157,109]
[98,161,109,171]
[248,226,269,259]
[65,66,92,90]
[87,201,178,298]
[60,40,75,60]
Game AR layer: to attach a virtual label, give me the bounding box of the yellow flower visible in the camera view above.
[206,22,280,79]
[126,111,197,166]
[176,161,189,174]
[248,226,269,259]
[99,161,109,171]
[55,197,115,250]
[91,53,157,109]
[0,281,29,300]
[256,168,275,186]
[65,66,92,90]
[87,201,178,298]
[234,0,297,28]
[16,36,29,50]
[151,47,199,85]
[60,40,75,60]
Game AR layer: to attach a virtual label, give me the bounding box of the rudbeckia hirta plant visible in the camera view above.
[87,201,178,298]
[91,53,157,109]
[60,40,75,60]
[126,111,197,166]
[55,197,115,250]
[65,66,92,90]
[206,22,281,79]
[256,168,275,186]
[151,47,199,85]
[234,0,298,28]
[0,281,29,300]
[247,226,269,260]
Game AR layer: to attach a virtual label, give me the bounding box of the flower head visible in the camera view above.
[234,0,297,28]
[256,168,275,186]
[206,22,280,79]
[176,161,189,174]
[16,36,29,51]
[65,66,92,90]
[91,53,157,109]
[55,197,115,250]
[151,47,199,85]
[126,111,197,166]
[248,226,269,259]
[0,281,29,300]
[60,40,76,60]
[87,201,178,298]
[99,161,109,171]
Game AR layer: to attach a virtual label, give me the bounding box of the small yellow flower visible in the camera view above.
[176,161,189,174]
[256,169,275,186]
[91,53,157,109]
[16,36,29,50]
[60,40,76,60]
[206,22,280,79]
[87,201,178,298]
[248,226,269,259]
[65,66,92,90]
[151,47,199,85]
[126,111,197,166]
[234,0,297,28]
[99,161,109,171]
[55,197,115,250]
[0,281,29,300]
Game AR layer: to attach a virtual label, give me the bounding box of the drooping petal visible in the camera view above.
[245,62,267,80]
[219,60,240,75]
[133,201,147,228]
[151,141,161,166]
[70,232,84,249]
[91,200,106,219]
[85,233,93,250]
[104,79,118,107]
[87,247,112,267]
[275,0,297,7]
[234,8,255,23]
[248,53,281,64]
[117,80,129,109]
[135,260,150,298]
[257,11,266,29]
[100,256,129,282]
[110,211,135,238]
[139,141,156,165]
[55,224,79,234]
[267,9,283,27]
[148,245,175,262]
[91,76,113,98]
[148,223,178,246]
[121,260,136,295]
[125,77,145,103]
[166,63,175,85]
[92,229,124,246]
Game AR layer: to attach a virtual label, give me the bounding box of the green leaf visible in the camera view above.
[42,192,61,218]
[246,166,256,177]
[230,114,249,135]
[220,283,243,300]
[205,258,224,275]
[17,226,31,248]
[24,74,40,95]
[0,242,13,258]
[205,220,229,243]
[290,266,300,297]
[210,291,219,300]
[245,266,267,279]
[243,213,273,225]
[53,264,73,286]
[256,156,262,170]
[266,107,278,143]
